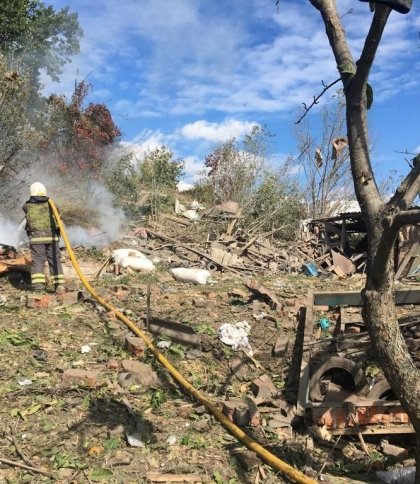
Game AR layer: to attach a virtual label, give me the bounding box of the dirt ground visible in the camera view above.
[0,241,417,483]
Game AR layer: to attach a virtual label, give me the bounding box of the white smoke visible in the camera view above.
[0,181,124,250]
[0,217,26,248]
[1,147,127,249]
[65,181,125,248]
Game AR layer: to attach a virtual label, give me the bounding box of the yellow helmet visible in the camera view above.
[30,182,47,197]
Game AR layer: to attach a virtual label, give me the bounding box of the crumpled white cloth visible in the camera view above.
[218,320,253,356]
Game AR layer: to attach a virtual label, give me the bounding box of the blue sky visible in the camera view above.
[42,0,420,183]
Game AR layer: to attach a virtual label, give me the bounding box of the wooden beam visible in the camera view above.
[296,291,314,416]
[146,229,241,275]
[313,289,420,307]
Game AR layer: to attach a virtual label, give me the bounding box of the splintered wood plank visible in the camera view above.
[146,473,210,482]
[339,307,364,327]
[332,250,356,274]
[296,291,314,416]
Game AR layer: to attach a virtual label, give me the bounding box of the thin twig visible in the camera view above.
[241,349,265,370]
[315,435,341,478]
[254,332,278,353]
[6,434,35,468]
[0,457,54,478]
[93,255,111,279]
[295,78,341,124]
[146,283,151,332]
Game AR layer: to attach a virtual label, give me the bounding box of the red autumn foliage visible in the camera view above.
[45,80,121,176]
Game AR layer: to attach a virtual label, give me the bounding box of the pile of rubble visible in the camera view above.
[305,211,420,279]
[0,244,30,275]
[298,289,420,437]
[106,204,337,278]
[2,203,419,284]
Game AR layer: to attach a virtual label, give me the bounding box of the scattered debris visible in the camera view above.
[170,267,212,285]
[218,321,253,354]
[0,202,417,483]
[298,289,420,435]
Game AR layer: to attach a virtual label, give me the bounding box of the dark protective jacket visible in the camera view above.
[22,196,60,244]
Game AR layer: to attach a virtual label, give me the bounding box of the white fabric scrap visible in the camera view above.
[218,320,253,356]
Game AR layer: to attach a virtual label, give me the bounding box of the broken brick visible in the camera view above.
[26,293,56,309]
[251,374,277,400]
[248,406,261,427]
[120,360,158,388]
[233,450,259,471]
[57,291,83,305]
[106,359,119,370]
[229,357,248,379]
[381,440,409,459]
[234,407,250,426]
[116,290,130,300]
[192,298,207,308]
[124,334,145,358]
[113,285,131,300]
[62,369,98,387]
[222,401,236,422]
[65,281,80,291]
[223,400,260,427]
[228,288,249,299]
[268,415,293,429]
[273,336,291,357]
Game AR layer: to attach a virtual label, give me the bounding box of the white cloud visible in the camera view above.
[183,155,207,181]
[43,0,420,121]
[113,99,162,119]
[120,129,173,161]
[180,119,258,142]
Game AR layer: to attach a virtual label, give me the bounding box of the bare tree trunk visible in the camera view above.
[349,94,420,477]
[363,275,420,424]
[308,0,420,477]
[363,263,420,480]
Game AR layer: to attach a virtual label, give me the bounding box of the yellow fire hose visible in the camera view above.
[49,198,317,484]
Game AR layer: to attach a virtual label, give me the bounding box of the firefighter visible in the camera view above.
[23,182,65,294]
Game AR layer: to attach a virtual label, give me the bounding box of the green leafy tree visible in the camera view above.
[0,55,42,209]
[0,0,82,84]
[140,146,184,189]
[0,56,33,173]
[245,172,305,240]
[106,153,140,210]
[139,146,184,218]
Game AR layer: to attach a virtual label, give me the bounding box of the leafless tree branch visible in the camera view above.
[388,161,420,210]
[295,78,341,124]
[389,209,420,227]
[351,4,392,94]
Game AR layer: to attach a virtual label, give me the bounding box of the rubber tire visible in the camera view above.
[367,379,396,400]
[309,356,367,402]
